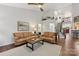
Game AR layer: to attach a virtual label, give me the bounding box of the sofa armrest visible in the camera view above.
[51,36,57,38]
[30,34,37,36]
[14,37,19,40]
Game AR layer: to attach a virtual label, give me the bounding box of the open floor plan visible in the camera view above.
[0,3,79,56]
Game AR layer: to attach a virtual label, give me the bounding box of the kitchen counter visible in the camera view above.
[71,29,79,30]
[71,29,79,38]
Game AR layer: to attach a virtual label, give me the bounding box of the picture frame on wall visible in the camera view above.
[74,16,79,22]
[17,21,29,31]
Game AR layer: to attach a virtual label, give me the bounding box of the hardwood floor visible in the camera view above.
[0,43,25,53]
[0,44,14,53]
[59,34,79,56]
[0,34,79,56]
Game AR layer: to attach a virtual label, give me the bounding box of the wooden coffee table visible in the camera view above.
[26,38,44,51]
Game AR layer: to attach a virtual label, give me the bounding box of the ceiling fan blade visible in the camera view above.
[47,16,51,19]
[28,3,44,5]
[28,3,44,12]
[40,8,44,11]
[28,3,38,5]
[42,18,47,21]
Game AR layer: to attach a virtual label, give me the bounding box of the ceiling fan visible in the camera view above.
[28,3,58,21]
[42,16,59,21]
[28,3,44,12]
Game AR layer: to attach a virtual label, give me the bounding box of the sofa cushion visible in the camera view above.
[43,32,49,37]
[26,36,37,40]
[28,32,34,36]
[48,32,56,37]
[41,37,53,40]
[15,38,27,42]
[13,32,24,38]
[23,32,29,37]
[14,37,19,40]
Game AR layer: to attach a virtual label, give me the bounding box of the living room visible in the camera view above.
[0,3,79,56]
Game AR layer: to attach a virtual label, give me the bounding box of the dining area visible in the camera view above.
[71,21,79,39]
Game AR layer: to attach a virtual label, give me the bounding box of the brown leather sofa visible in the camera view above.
[13,32,38,45]
[41,32,57,44]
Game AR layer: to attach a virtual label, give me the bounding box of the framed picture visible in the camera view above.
[74,16,79,22]
[17,21,29,31]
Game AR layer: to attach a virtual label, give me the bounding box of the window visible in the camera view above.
[49,23,55,32]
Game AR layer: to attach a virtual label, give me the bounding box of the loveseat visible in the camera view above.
[41,32,57,44]
[13,32,38,45]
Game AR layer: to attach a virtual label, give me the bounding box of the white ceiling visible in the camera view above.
[0,3,71,12]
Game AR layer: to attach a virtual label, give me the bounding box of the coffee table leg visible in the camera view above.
[26,43,34,51]
[26,43,28,47]
[32,44,34,51]
[42,40,44,45]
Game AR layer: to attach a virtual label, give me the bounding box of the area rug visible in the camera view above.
[0,42,61,56]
